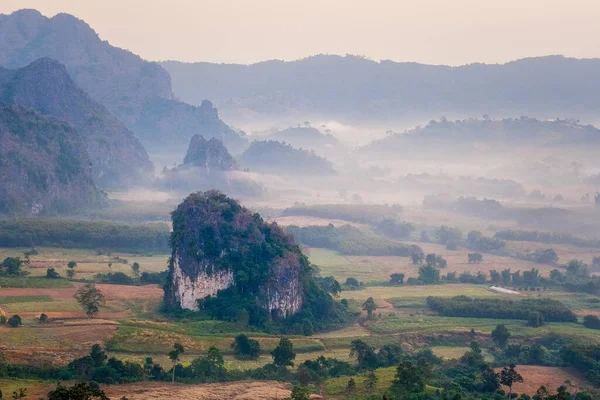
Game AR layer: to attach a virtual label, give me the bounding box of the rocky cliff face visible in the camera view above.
[183,134,238,172]
[165,191,304,316]
[0,105,102,215]
[0,58,154,188]
[0,10,247,155]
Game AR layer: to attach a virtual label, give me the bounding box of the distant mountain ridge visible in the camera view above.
[0,104,102,215]
[162,54,600,121]
[0,9,246,154]
[0,58,154,188]
[361,116,600,156]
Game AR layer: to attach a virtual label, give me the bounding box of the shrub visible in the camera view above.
[231,334,261,360]
[527,311,544,327]
[583,315,600,330]
[7,315,22,327]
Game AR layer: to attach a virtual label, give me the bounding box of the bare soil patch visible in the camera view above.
[103,380,294,400]
[495,365,589,395]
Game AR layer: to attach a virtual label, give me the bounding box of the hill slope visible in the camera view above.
[162,54,600,121]
[0,58,154,188]
[0,9,246,154]
[0,104,102,215]
[361,116,600,157]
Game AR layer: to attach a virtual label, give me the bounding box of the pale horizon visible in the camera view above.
[2,0,600,66]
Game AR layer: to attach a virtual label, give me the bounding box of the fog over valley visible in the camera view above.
[1,5,600,400]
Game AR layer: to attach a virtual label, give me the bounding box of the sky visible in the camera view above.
[1,0,600,66]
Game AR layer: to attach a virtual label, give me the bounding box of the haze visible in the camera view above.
[2,0,600,65]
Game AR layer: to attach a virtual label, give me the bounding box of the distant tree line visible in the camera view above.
[426,296,578,322]
[285,224,421,257]
[0,218,170,252]
[282,203,402,224]
[495,229,600,248]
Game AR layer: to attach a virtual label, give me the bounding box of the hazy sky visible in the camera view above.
[2,0,600,65]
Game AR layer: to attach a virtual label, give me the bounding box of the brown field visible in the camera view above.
[0,283,163,301]
[103,380,296,400]
[495,365,589,396]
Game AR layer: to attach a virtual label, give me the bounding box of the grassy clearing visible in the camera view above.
[2,299,81,313]
[0,295,52,303]
[431,346,493,362]
[0,277,73,288]
[0,247,168,279]
[368,314,599,341]
[0,378,54,399]
[324,367,440,399]
[107,325,325,355]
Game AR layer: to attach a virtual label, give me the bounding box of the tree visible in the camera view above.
[390,361,425,398]
[492,324,511,347]
[231,334,261,360]
[583,315,600,329]
[390,273,405,285]
[500,364,523,398]
[346,378,356,393]
[364,369,379,393]
[480,366,501,393]
[39,313,48,323]
[131,262,141,281]
[74,283,105,318]
[287,385,310,400]
[7,315,21,328]
[46,267,60,279]
[66,269,75,279]
[168,343,184,383]
[89,344,107,367]
[349,339,378,370]
[411,251,425,265]
[418,263,440,284]
[468,253,483,264]
[0,257,24,276]
[48,382,108,400]
[345,277,360,288]
[363,297,377,319]
[528,311,544,327]
[271,337,296,367]
[10,388,26,399]
[67,261,77,269]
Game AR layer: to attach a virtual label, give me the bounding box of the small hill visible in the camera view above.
[0,104,103,215]
[157,136,263,198]
[0,58,154,188]
[0,9,246,154]
[183,135,238,171]
[264,126,339,151]
[240,140,336,175]
[164,191,346,329]
[361,117,600,157]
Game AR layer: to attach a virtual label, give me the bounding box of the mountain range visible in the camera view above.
[0,104,102,215]
[0,9,246,154]
[162,54,600,122]
[0,58,154,188]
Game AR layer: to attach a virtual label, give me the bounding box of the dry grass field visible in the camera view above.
[495,365,589,396]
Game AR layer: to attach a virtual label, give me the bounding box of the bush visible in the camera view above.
[231,334,261,360]
[527,311,544,327]
[7,315,22,327]
[46,268,61,279]
[583,315,600,330]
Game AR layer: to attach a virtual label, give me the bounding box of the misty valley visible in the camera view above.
[1,7,600,400]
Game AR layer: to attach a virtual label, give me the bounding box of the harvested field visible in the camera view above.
[103,380,294,400]
[495,365,589,396]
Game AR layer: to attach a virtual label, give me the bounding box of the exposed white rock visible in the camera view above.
[172,257,234,310]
